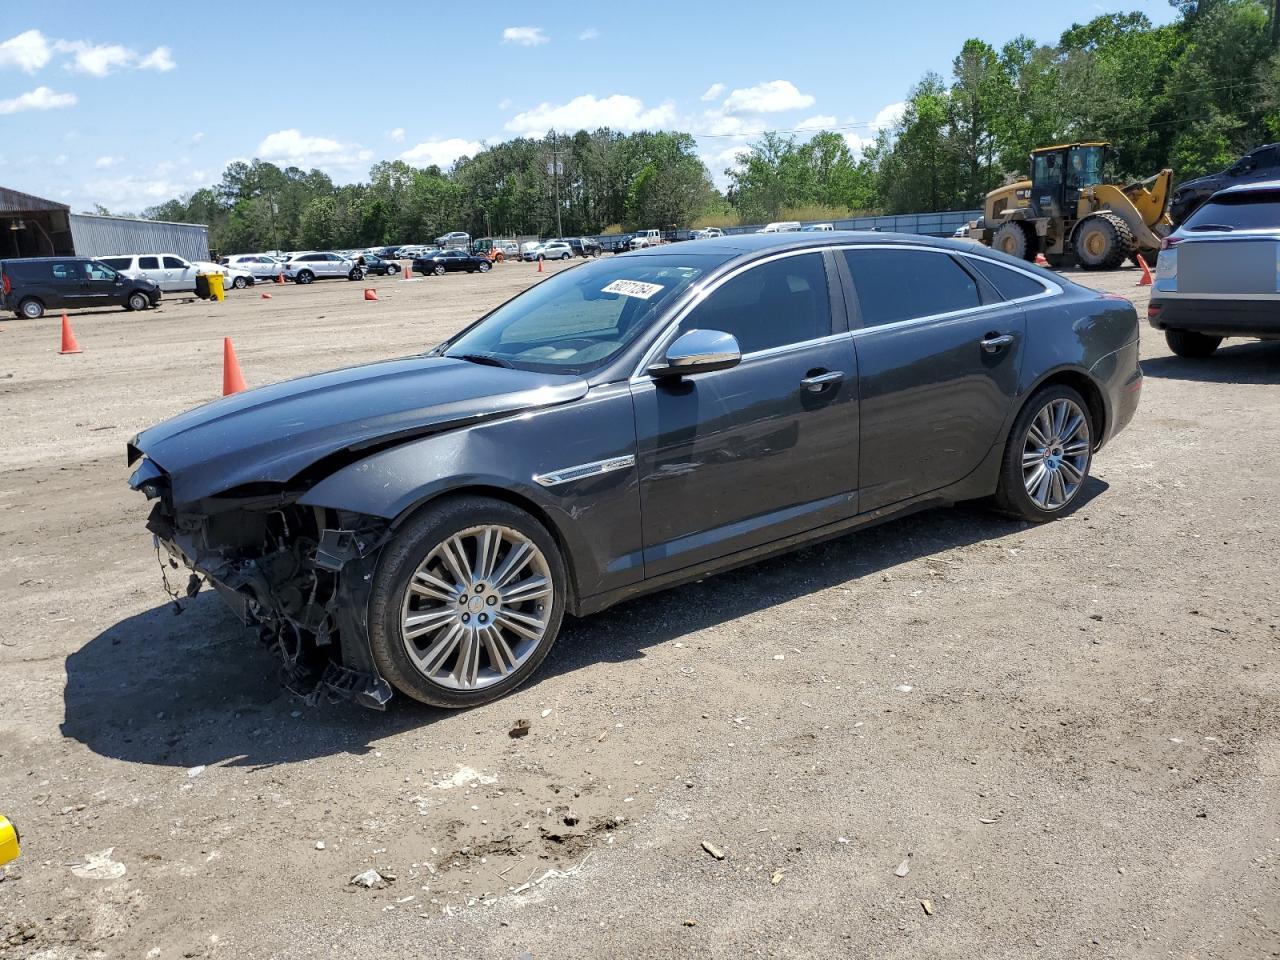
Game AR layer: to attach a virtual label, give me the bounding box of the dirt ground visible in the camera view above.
[0,256,1277,960]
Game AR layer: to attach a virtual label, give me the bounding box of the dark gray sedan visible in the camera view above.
[127,233,1142,710]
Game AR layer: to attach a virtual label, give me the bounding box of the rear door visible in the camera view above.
[839,245,1027,511]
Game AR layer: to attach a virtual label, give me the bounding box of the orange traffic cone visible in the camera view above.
[1034,253,1049,266]
[59,313,82,355]
[222,337,247,396]
[1136,254,1153,286]
[260,292,272,299]
[364,288,378,301]
[275,272,285,284]
[403,264,413,280]
[537,257,543,273]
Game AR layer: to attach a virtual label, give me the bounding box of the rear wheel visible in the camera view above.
[19,298,44,319]
[1165,329,1222,358]
[387,263,400,274]
[994,385,1093,522]
[348,268,364,281]
[991,221,1033,261]
[1074,213,1135,270]
[368,496,566,709]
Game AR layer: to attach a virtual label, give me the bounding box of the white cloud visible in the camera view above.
[0,30,53,73]
[94,155,117,168]
[0,86,76,115]
[505,94,675,136]
[700,144,753,191]
[191,131,205,144]
[795,114,838,131]
[696,109,766,138]
[721,79,815,115]
[398,137,483,169]
[497,97,512,110]
[700,83,725,102]
[578,27,599,40]
[872,101,906,130]
[56,40,134,77]
[138,46,175,72]
[388,127,405,142]
[502,26,548,46]
[257,128,373,170]
[54,153,67,166]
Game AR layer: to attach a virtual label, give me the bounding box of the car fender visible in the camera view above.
[298,381,644,605]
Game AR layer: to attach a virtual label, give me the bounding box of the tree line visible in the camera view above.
[142,0,1279,254]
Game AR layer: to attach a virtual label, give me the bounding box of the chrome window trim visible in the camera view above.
[533,455,636,488]
[629,247,837,382]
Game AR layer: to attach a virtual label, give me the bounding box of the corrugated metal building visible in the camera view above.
[0,186,209,262]
[69,213,209,262]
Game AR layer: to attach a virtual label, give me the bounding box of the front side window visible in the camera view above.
[139,256,160,269]
[1033,152,1063,187]
[844,248,980,328]
[444,254,720,373]
[162,256,187,269]
[86,261,118,281]
[1067,146,1105,188]
[678,252,831,354]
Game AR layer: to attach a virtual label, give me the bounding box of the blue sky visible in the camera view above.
[0,0,1178,213]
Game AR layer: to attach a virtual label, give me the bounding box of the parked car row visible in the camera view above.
[101,254,255,292]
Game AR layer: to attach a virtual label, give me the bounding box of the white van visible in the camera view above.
[758,221,801,233]
[99,254,254,292]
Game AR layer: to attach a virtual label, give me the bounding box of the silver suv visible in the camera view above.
[283,252,364,284]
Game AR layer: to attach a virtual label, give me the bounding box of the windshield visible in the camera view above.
[1067,146,1106,188]
[442,254,726,373]
[1183,191,1280,231]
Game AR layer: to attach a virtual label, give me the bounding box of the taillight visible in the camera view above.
[1148,302,1162,318]
[1160,236,1181,251]
[1,273,9,295]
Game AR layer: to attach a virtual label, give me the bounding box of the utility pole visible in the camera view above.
[549,129,563,239]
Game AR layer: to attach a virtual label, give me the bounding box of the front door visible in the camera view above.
[162,256,194,292]
[83,261,122,306]
[632,250,860,579]
[839,246,1026,511]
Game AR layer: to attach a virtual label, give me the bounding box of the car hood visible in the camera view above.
[131,356,588,504]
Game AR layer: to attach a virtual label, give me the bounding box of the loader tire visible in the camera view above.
[1074,212,1135,271]
[991,221,1034,261]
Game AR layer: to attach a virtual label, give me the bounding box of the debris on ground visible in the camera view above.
[771,871,784,885]
[921,899,934,916]
[894,857,911,878]
[71,848,127,881]
[701,841,726,860]
[509,719,531,738]
[349,868,387,889]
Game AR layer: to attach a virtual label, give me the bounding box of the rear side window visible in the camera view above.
[51,262,80,280]
[139,256,159,269]
[964,257,1049,301]
[680,251,831,353]
[100,257,130,270]
[843,249,980,327]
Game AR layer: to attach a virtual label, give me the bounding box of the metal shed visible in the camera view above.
[69,213,209,262]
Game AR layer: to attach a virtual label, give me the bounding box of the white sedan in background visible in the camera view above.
[224,254,286,280]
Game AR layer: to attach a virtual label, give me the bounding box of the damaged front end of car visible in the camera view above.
[128,453,394,709]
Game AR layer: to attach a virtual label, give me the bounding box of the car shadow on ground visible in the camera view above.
[62,481,1108,771]
[1142,339,1280,384]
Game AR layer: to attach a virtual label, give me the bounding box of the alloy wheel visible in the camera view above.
[1022,397,1090,511]
[399,524,554,691]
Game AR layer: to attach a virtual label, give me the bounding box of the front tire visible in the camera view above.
[368,496,566,709]
[1074,213,1134,270]
[434,264,446,276]
[387,263,400,274]
[126,292,148,311]
[992,221,1033,261]
[348,268,364,281]
[231,276,248,289]
[993,385,1093,522]
[296,270,314,285]
[1165,329,1222,358]
[478,260,491,272]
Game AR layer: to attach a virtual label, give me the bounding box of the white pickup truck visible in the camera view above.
[629,229,663,250]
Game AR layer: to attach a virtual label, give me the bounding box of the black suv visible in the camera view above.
[1,257,161,319]
[1170,143,1280,224]
[564,237,602,258]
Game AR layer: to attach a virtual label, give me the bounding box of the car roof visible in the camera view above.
[624,230,1003,259]
[1214,178,1280,197]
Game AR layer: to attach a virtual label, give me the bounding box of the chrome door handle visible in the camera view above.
[980,333,1014,353]
[800,370,844,392]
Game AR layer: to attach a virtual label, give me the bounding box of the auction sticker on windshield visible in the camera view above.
[603,279,664,299]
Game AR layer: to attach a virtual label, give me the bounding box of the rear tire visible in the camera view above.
[434,264,446,276]
[1074,213,1135,270]
[1165,329,1222,358]
[991,221,1033,261]
[19,298,44,319]
[367,495,567,709]
[478,260,491,272]
[387,263,400,274]
[348,268,364,281]
[993,384,1094,522]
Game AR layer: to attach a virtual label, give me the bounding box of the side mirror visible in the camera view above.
[648,329,741,379]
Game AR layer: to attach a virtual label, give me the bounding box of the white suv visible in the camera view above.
[99,254,255,292]
[283,252,364,284]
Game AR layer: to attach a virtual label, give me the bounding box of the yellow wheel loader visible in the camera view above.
[966,143,1173,269]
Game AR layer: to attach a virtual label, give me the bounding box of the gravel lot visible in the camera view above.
[1,257,1277,959]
